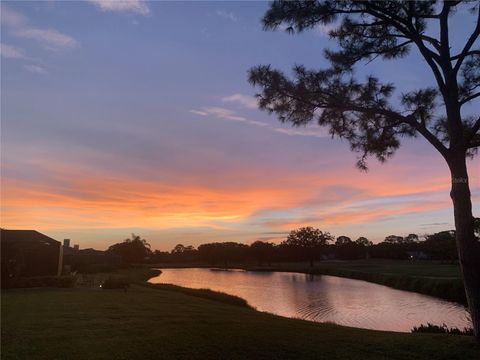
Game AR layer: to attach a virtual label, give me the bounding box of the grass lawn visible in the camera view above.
[264,259,462,278]
[2,277,479,360]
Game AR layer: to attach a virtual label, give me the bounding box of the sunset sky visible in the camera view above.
[1,1,479,251]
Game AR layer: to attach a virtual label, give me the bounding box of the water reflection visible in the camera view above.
[148,268,472,332]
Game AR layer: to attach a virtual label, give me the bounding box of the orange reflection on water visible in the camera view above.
[149,268,472,332]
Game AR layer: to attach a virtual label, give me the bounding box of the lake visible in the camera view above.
[148,268,472,332]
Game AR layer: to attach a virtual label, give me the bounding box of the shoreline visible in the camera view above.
[144,266,472,333]
[144,260,467,305]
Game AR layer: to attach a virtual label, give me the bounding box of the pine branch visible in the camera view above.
[453,7,480,73]
[460,92,480,106]
[451,50,480,61]
[466,116,480,146]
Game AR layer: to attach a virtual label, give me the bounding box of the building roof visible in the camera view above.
[0,229,60,246]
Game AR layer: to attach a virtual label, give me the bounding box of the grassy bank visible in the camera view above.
[85,267,251,309]
[151,260,466,304]
[2,283,479,360]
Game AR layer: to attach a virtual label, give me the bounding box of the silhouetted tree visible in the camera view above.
[355,237,373,247]
[405,233,420,243]
[171,244,197,262]
[172,244,187,254]
[384,235,404,244]
[335,235,352,245]
[370,240,410,260]
[355,236,373,259]
[197,242,249,267]
[249,241,275,265]
[422,230,458,261]
[249,0,479,339]
[197,243,218,264]
[283,227,333,266]
[108,234,152,264]
[151,250,171,263]
[335,236,367,260]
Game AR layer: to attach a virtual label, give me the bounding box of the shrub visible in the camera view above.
[412,323,473,336]
[74,263,118,274]
[2,275,77,289]
[101,277,130,289]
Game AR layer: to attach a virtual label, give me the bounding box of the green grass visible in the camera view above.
[2,285,479,360]
[77,267,252,308]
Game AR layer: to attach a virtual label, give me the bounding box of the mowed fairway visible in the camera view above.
[2,285,479,360]
[244,260,462,278]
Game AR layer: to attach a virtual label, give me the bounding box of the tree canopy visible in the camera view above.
[355,237,373,247]
[284,226,334,248]
[335,235,353,245]
[249,0,479,169]
[108,234,152,264]
[283,227,334,266]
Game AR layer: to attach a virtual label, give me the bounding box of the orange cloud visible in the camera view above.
[1,162,308,230]
[1,155,477,249]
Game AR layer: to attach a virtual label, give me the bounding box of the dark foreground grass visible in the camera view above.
[2,285,479,360]
[111,267,251,308]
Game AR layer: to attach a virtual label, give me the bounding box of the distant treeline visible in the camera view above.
[148,230,458,266]
[106,224,479,266]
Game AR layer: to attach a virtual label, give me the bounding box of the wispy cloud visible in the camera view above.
[190,109,208,116]
[419,222,451,229]
[1,5,28,27]
[0,43,27,59]
[12,28,78,51]
[215,10,237,22]
[24,64,48,75]
[192,97,330,136]
[274,126,330,138]
[88,0,150,16]
[195,107,246,121]
[1,5,78,52]
[222,94,258,109]
[190,107,267,127]
[1,5,78,75]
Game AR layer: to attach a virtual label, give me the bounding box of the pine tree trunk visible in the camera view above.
[448,152,480,340]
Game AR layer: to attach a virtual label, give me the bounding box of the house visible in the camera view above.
[1,229,63,279]
[62,240,121,272]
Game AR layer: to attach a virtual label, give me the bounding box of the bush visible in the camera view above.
[2,275,77,289]
[412,323,473,336]
[74,263,118,274]
[101,277,130,289]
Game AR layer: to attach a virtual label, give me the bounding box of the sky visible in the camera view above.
[1,1,479,251]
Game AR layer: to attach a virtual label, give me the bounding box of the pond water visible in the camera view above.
[148,268,472,332]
